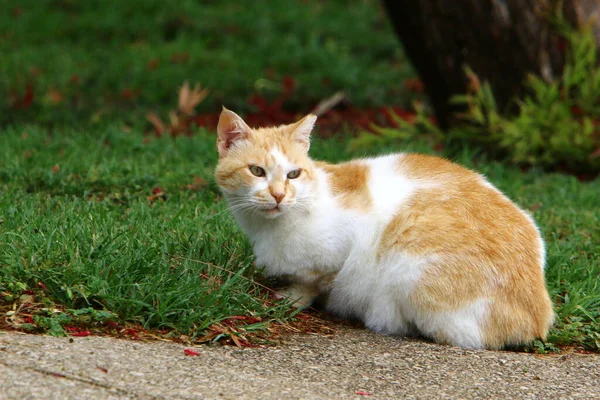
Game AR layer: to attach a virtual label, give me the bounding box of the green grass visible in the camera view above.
[0,126,599,350]
[0,126,293,339]
[0,0,414,126]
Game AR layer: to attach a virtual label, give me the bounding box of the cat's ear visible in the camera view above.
[290,114,317,152]
[217,107,252,157]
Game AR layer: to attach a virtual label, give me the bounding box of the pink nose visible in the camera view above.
[271,191,285,204]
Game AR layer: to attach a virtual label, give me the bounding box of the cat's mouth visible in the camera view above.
[263,205,283,217]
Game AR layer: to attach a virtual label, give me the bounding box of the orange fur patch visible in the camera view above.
[319,161,372,212]
[378,153,553,348]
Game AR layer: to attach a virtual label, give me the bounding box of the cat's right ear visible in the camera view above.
[217,107,252,157]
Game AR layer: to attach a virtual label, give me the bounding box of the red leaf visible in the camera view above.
[557,37,568,54]
[71,331,91,337]
[10,84,35,109]
[529,202,543,212]
[184,348,201,356]
[355,390,373,396]
[282,76,295,96]
[147,58,159,71]
[22,84,35,108]
[121,88,140,100]
[171,52,190,64]
[222,315,262,326]
[404,77,425,93]
[571,106,584,116]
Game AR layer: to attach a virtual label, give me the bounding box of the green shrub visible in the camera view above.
[352,25,600,173]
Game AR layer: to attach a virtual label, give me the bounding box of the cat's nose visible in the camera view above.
[270,190,285,204]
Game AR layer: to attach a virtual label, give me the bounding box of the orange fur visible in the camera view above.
[318,161,372,211]
[375,154,554,348]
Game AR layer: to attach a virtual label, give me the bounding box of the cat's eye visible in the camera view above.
[287,169,302,179]
[249,165,266,177]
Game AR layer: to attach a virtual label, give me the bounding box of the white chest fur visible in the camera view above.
[237,198,358,278]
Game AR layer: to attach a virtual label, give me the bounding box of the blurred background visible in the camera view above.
[3,0,600,174]
[1,0,417,128]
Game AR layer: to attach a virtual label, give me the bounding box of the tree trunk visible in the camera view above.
[382,0,600,129]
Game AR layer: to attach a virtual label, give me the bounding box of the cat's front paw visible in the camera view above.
[275,285,319,309]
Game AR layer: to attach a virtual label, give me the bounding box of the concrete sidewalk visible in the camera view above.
[1,328,598,399]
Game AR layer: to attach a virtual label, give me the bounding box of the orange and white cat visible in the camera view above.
[214,108,554,350]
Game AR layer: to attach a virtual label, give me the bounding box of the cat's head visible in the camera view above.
[214,107,318,219]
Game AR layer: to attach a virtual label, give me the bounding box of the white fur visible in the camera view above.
[223,152,528,349]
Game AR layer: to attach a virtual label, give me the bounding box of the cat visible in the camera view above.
[214,107,554,350]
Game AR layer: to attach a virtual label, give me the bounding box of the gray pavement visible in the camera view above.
[1,328,599,399]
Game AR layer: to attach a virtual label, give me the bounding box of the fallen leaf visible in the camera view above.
[11,84,35,109]
[178,82,209,116]
[230,334,243,348]
[184,348,201,356]
[52,164,60,173]
[185,176,207,191]
[106,321,120,329]
[46,89,64,105]
[71,331,91,337]
[121,88,140,100]
[571,106,584,116]
[282,75,295,96]
[169,110,180,127]
[171,52,190,64]
[529,203,543,212]
[404,77,425,93]
[146,112,166,136]
[148,187,167,203]
[147,58,159,70]
[355,390,373,396]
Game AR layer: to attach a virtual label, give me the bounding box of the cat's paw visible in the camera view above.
[275,285,318,309]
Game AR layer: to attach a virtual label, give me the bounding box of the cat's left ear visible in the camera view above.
[290,114,317,152]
